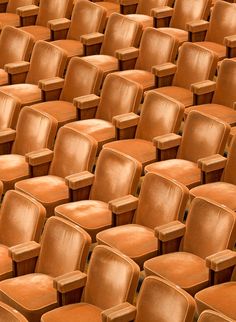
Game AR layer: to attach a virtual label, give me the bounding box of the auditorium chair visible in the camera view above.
[0,41,67,109]
[0,217,91,322]
[114,27,179,94]
[31,56,103,128]
[65,73,142,152]
[151,0,211,44]
[102,276,196,322]
[144,197,236,295]
[151,42,218,108]
[187,0,236,60]
[145,110,230,189]
[48,1,106,63]
[0,106,57,193]
[103,91,184,171]
[0,26,34,86]
[198,310,235,322]
[54,148,142,242]
[15,126,97,217]
[0,190,46,281]
[80,12,142,81]
[17,0,74,41]
[185,59,236,127]
[0,0,35,30]
[195,264,236,320]
[41,245,140,322]
[96,172,189,268]
[189,135,236,210]
[0,301,28,322]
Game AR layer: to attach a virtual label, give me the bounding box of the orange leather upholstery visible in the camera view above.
[0,301,28,322]
[197,310,235,322]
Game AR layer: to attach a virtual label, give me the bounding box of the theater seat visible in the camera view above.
[104,91,184,171]
[0,301,28,322]
[41,245,139,322]
[18,0,73,41]
[0,217,91,322]
[31,56,103,127]
[152,0,211,44]
[0,41,67,108]
[151,42,218,108]
[0,26,34,86]
[145,110,230,189]
[197,310,235,322]
[0,190,46,281]
[102,276,196,322]
[144,197,236,295]
[55,148,141,242]
[0,106,57,193]
[97,172,189,268]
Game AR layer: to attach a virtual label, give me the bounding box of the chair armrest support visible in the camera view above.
[153,133,181,161]
[65,171,95,201]
[198,154,226,184]
[224,35,236,58]
[74,94,100,120]
[16,5,39,26]
[113,113,139,140]
[116,47,139,70]
[186,20,209,42]
[48,18,71,40]
[152,63,176,87]
[25,148,53,177]
[151,6,173,28]
[191,80,216,105]
[0,128,16,144]
[109,195,138,227]
[5,61,30,84]
[80,32,104,55]
[102,302,137,322]
[39,77,64,101]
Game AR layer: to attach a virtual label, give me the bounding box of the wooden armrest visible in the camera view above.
[198,154,227,172]
[206,250,236,272]
[113,113,140,129]
[16,4,39,17]
[152,63,176,77]
[191,80,216,95]
[151,6,173,19]
[4,61,30,74]
[186,20,209,33]
[25,148,54,166]
[153,133,181,150]
[48,18,71,31]
[74,94,100,120]
[102,302,136,322]
[65,171,94,190]
[53,271,87,293]
[155,221,186,242]
[109,195,138,214]
[80,32,104,46]
[224,35,236,48]
[39,77,64,91]
[9,241,40,262]
[0,128,16,144]
[0,0,8,4]
[115,47,139,61]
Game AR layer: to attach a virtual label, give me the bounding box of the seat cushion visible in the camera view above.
[52,39,84,59]
[0,84,42,106]
[0,13,20,29]
[116,70,155,92]
[158,27,188,45]
[185,104,236,126]
[41,302,102,322]
[190,182,236,211]
[82,55,119,78]
[15,175,69,218]
[127,14,153,29]
[145,159,201,189]
[144,252,209,295]
[195,282,236,320]
[0,273,57,322]
[55,200,112,242]
[196,41,226,60]
[0,69,8,86]
[104,139,156,170]
[20,25,51,41]
[0,154,29,193]
[97,224,158,267]
[32,100,77,127]
[153,86,193,108]
[0,245,12,281]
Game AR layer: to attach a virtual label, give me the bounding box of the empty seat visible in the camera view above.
[0,217,91,322]
[49,1,106,62]
[144,197,236,295]
[17,0,74,41]
[0,41,67,108]
[104,91,184,171]
[102,276,196,322]
[97,172,189,267]
[54,148,142,242]
[0,106,57,193]
[187,0,236,60]
[185,59,236,126]
[151,42,218,108]
[145,110,230,189]
[15,126,97,217]
[0,26,34,86]
[31,56,103,127]
[197,310,235,322]
[0,301,28,322]
[0,190,46,281]
[41,245,140,322]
